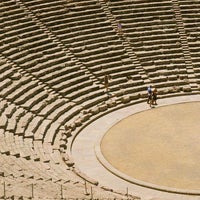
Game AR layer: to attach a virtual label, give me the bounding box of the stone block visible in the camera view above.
[99,104,107,112]
[106,100,116,108]
[130,93,139,100]
[75,118,82,127]
[122,96,131,103]
[60,140,67,149]
[81,114,90,122]
[63,154,74,167]
[182,85,192,92]
[69,123,76,131]
[90,107,99,115]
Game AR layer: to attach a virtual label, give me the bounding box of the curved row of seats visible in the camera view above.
[0,0,200,199]
[0,97,124,199]
[0,1,128,198]
[108,0,192,92]
[20,0,146,97]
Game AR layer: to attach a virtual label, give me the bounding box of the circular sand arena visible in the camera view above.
[101,102,200,192]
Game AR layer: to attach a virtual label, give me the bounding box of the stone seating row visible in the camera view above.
[112,7,173,16]
[54,19,110,34]
[42,3,99,15]
[41,100,72,124]
[1,75,48,111]
[0,91,72,145]
[27,3,66,13]
[180,0,199,3]
[25,0,146,97]
[125,26,178,38]
[94,64,138,80]
[89,56,132,71]
[1,6,24,19]
[0,72,107,147]
[179,2,200,16]
[74,40,123,53]
[0,129,122,199]
[3,80,28,107]
[1,0,102,100]
[107,1,196,91]
[125,28,178,38]
[132,38,180,48]
[142,58,185,69]
[69,35,120,51]
[0,157,68,197]
[25,54,75,74]
[28,2,142,97]
[135,48,184,59]
[23,0,62,7]
[138,53,185,65]
[180,2,200,7]
[0,130,32,160]
[113,10,174,21]
[1,39,95,104]
[25,0,96,10]
[66,31,118,47]
[1,37,56,60]
[22,0,192,98]
[0,4,80,73]
[22,0,126,71]
[128,32,180,43]
[109,0,171,7]
[0,129,72,181]
[42,7,106,25]
[1,15,30,30]
[0,67,13,85]
[7,108,29,134]
[38,5,105,24]
[0,0,16,8]
[31,106,69,144]
[110,2,174,13]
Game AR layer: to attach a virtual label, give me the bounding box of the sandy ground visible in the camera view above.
[101,102,200,190]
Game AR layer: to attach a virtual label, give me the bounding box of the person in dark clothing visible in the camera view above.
[104,75,109,92]
[152,88,158,105]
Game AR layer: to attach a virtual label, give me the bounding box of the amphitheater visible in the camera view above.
[1,0,200,199]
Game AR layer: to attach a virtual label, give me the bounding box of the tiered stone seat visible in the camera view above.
[109,0,190,92]
[22,0,143,98]
[0,3,111,200]
[1,0,99,104]
[7,107,25,134]
[0,129,122,199]
[0,128,79,195]
[1,96,79,169]
[1,73,50,113]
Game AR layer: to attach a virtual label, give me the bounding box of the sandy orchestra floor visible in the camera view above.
[101,102,200,191]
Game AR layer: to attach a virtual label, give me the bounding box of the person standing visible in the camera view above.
[104,75,109,92]
[147,85,152,105]
[117,22,123,35]
[152,88,158,105]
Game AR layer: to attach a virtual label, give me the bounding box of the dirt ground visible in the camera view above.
[101,102,200,190]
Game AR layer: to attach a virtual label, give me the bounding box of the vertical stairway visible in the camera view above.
[171,0,199,91]
[98,0,150,85]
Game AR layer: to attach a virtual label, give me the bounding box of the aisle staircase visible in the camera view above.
[98,0,150,85]
[171,0,199,91]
